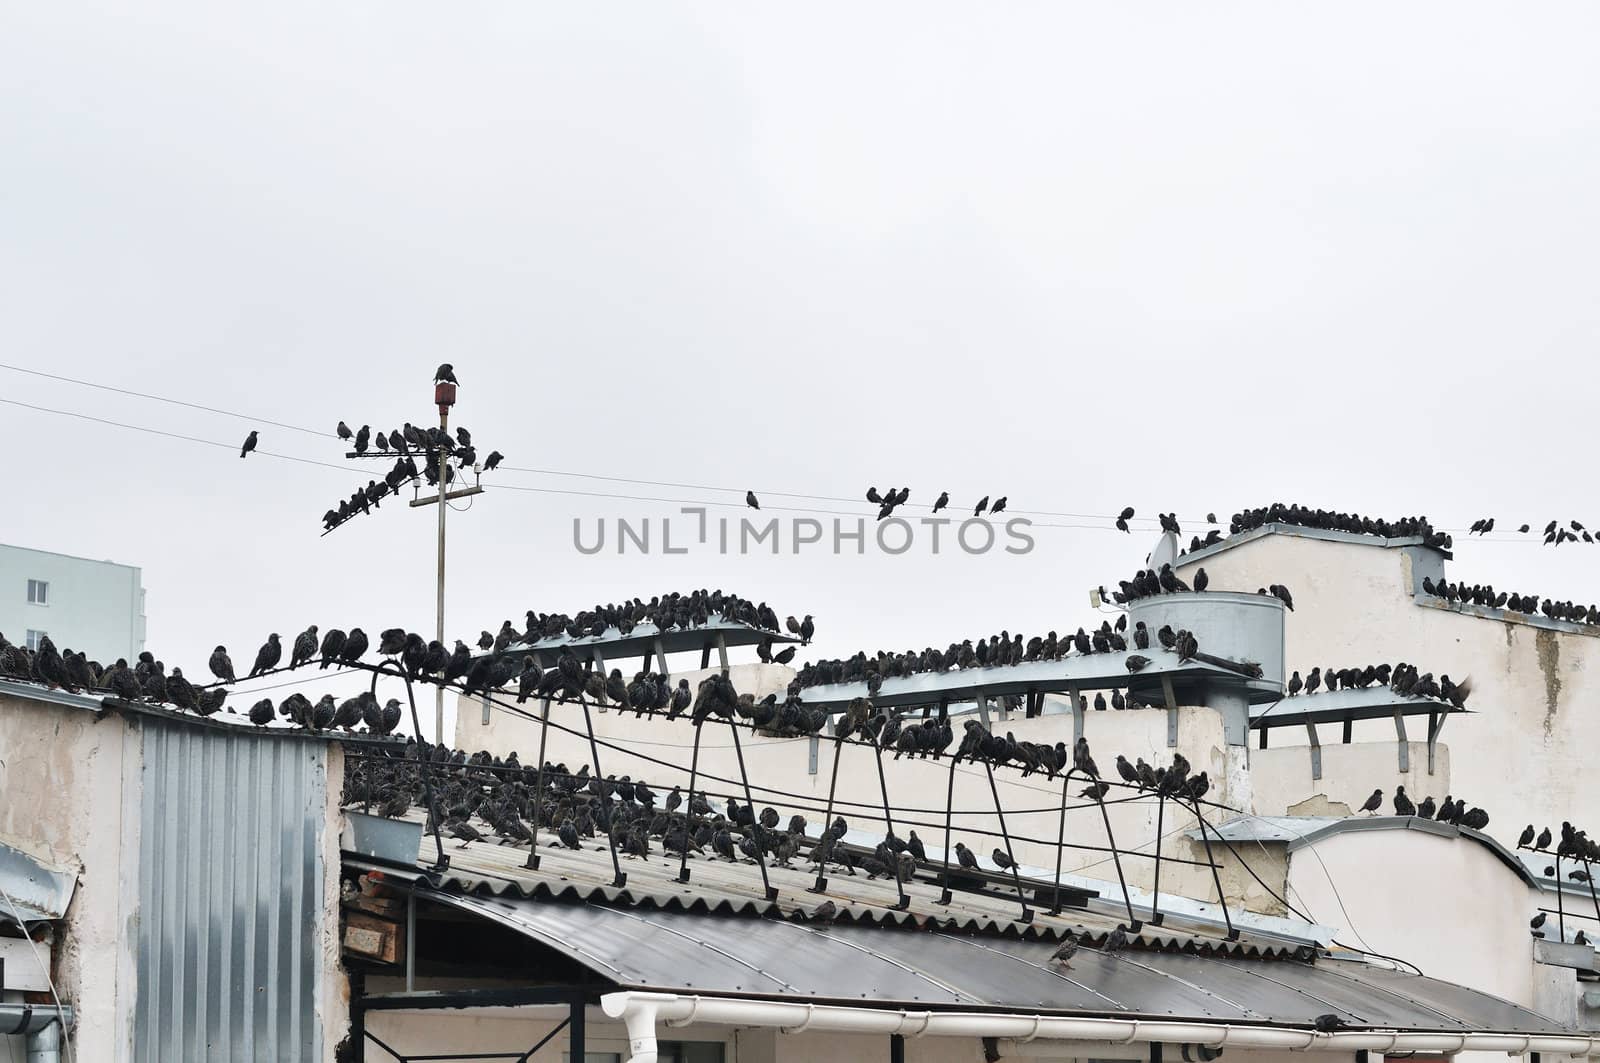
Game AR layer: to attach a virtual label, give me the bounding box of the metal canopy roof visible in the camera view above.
[1249,688,1467,730]
[367,808,1319,959]
[797,647,1279,711]
[498,619,794,671]
[418,890,1572,1037]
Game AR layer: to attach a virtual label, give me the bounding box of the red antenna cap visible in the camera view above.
[435,382,457,409]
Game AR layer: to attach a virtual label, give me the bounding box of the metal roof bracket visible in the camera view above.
[592,648,608,713]
[1069,685,1084,744]
[1393,709,1409,773]
[1162,677,1179,747]
[1427,711,1446,776]
[1304,720,1322,781]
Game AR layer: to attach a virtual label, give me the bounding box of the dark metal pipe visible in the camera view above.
[576,695,627,888]
[1093,781,1139,931]
[811,735,845,893]
[983,761,1032,922]
[1189,796,1236,940]
[727,717,778,901]
[676,722,705,885]
[1149,794,1166,926]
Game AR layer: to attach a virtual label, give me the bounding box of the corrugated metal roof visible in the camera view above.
[417,890,1573,1035]
[389,811,1317,960]
[135,713,332,1061]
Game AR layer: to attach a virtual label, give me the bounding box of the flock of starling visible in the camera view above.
[476,590,799,649]
[1284,662,1471,707]
[1356,786,1491,829]
[1468,517,1598,546]
[742,487,1015,520]
[793,613,1197,691]
[1221,504,1454,551]
[1420,577,1600,627]
[319,365,503,533]
[342,724,1154,902]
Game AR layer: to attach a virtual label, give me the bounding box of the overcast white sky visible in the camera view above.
[4,3,1599,735]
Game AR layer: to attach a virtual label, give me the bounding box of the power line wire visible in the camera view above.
[0,361,332,438]
[0,367,1563,539]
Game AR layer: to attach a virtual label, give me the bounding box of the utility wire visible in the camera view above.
[0,398,360,475]
[6,364,1546,537]
[0,362,332,438]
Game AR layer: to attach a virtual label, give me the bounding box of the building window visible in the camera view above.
[26,579,49,605]
[26,630,48,652]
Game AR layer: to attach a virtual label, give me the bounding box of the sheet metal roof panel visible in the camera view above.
[416,890,1577,1035]
[1323,961,1564,1034]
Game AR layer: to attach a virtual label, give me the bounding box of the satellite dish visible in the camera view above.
[1148,531,1179,570]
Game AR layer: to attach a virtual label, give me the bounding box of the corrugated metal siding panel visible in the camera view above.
[136,718,326,1061]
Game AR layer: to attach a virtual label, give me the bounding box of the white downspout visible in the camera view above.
[598,992,1600,1062]
[603,991,671,1063]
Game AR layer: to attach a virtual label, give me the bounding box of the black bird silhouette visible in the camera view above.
[1050,932,1080,968]
[1103,925,1128,954]
[1194,568,1209,593]
[435,363,458,384]
[240,430,258,458]
[1312,1014,1351,1033]
[336,421,352,440]
[1115,506,1134,533]
[484,451,504,472]
[746,491,760,510]
[1269,584,1295,611]
[991,848,1014,870]
[249,634,282,677]
[208,645,236,684]
[1518,824,1536,848]
[1416,796,1435,819]
[1358,789,1383,815]
[991,497,1007,514]
[1536,827,1552,849]
[973,496,989,516]
[1393,787,1416,816]
[291,625,320,668]
[933,491,949,513]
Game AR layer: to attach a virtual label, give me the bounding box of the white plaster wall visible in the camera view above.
[0,543,146,662]
[1177,533,1599,849]
[0,692,138,1063]
[1284,829,1536,1004]
[1251,742,1451,817]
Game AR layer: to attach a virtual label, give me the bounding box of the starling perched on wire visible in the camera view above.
[240,430,258,458]
[208,646,236,684]
[991,848,1014,870]
[248,634,282,677]
[933,492,949,513]
[291,625,319,669]
[1518,825,1537,848]
[746,491,760,510]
